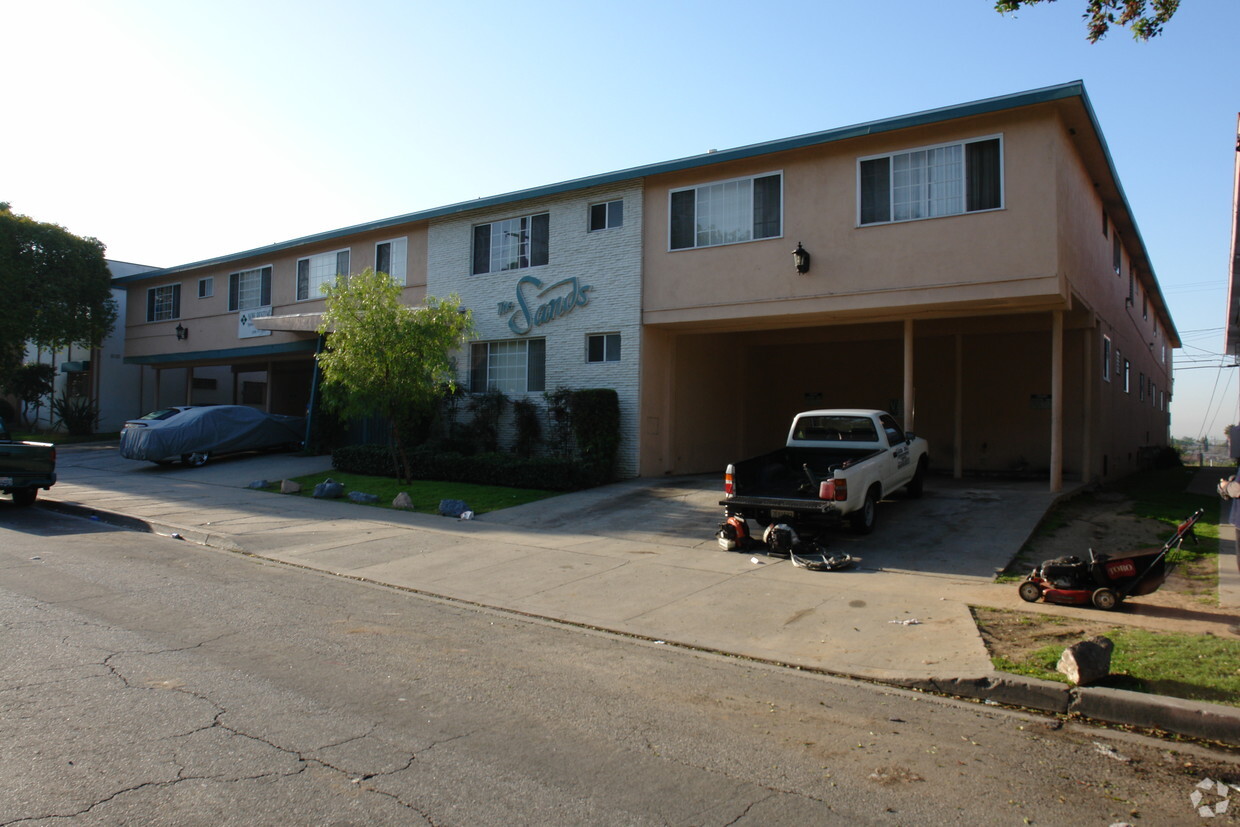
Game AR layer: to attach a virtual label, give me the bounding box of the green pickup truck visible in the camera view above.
[0,418,57,506]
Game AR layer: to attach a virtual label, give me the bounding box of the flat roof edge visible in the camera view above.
[123,339,317,365]
[116,82,1087,283]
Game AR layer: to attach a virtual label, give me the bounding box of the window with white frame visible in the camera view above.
[1114,235,1122,275]
[587,333,621,363]
[297,250,350,301]
[375,237,408,285]
[1123,359,1131,393]
[589,200,623,232]
[146,284,181,322]
[228,266,272,311]
[198,277,214,299]
[859,137,1001,225]
[472,214,549,275]
[669,172,782,250]
[469,339,546,394]
[1102,336,1111,382]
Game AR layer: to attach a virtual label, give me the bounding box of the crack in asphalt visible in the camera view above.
[0,646,442,826]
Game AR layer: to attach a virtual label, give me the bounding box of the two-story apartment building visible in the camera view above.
[115,81,1176,490]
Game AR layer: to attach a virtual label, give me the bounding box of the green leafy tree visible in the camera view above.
[317,268,475,482]
[0,203,117,384]
[995,0,1181,42]
[7,362,55,428]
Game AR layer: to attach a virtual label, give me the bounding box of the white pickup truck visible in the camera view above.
[720,409,929,535]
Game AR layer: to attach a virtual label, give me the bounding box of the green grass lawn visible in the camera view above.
[986,620,1240,708]
[975,604,1240,708]
[264,469,559,516]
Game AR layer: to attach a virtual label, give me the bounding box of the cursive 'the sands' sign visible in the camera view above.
[498,275,593,335]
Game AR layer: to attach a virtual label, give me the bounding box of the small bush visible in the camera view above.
[50,393,99,436]
[543,386,573,457]
[570,388,620,482]
[332,443,399,477]
[512,398,541,458]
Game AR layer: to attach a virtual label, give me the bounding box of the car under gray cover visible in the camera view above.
[120,405,304,465]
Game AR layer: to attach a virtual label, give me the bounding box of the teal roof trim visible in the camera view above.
[114,82,1089,284]
[123,339,317,366]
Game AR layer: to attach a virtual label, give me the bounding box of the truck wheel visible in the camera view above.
[12,488,38,507]
[1091,587,1119,611]
[906,459,927,499]
[850,487,879,534]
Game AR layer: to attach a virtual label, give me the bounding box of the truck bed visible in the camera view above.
[729,446,881,502]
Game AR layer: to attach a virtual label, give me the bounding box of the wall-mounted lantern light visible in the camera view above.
[175,323,188,341]
[792,242,811,275]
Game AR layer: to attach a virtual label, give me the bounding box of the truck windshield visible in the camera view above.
[792,416,879,442]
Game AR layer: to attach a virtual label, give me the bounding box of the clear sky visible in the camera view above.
[2,0,1236,441]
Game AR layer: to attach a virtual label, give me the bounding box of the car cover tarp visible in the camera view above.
[120,406,303,461]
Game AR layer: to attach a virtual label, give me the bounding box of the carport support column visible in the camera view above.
[903,319,915,432]
[1050,310,1064,493]
[954,334,964,479]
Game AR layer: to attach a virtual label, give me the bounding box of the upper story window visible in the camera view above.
[146,284,181,322]
[1102,209,1108,238]
[297,249,350,301]
[859,137,1001,225]
[376,237,408,285]
[1102,335,1112,382]
[472,213,549,275]
[229,266,272,311]
[198,277,214,299]
[669,172,782,250]
[589,200,624,232]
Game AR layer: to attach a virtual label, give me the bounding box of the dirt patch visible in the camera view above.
[974,606,1113,668]
[986,490,1221,660]
[1001,491,1217,611]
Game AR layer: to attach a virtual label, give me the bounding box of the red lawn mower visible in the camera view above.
[1018,508,1204,611]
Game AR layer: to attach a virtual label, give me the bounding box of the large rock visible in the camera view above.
[392,492,414,510]
[280,479,302,494]
[313,479,345,499]
[438,498,469,517]
[1057,636,1114,686]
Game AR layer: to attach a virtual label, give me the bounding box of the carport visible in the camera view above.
[637,303,1102,491]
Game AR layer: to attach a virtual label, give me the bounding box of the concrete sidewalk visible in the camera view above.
[31,444,1240,745]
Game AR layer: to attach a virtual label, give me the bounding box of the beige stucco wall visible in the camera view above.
[635,101,1170,478]
[641,106,1067,332]
[124,223,429,362]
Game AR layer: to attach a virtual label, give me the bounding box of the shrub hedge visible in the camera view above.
[332,443,607,491]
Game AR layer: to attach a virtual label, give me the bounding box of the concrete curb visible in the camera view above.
[37,496,1240,748]
[38,499,245,552]
[893,674,1240,746]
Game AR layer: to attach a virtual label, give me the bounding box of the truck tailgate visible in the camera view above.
[719,495,838,515]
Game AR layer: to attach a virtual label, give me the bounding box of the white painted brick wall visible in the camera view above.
[428,183,643,477]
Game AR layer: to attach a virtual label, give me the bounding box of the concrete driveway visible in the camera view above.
[485,472,1069,581]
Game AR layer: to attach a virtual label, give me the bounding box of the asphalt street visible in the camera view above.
[3,506,1237,826]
